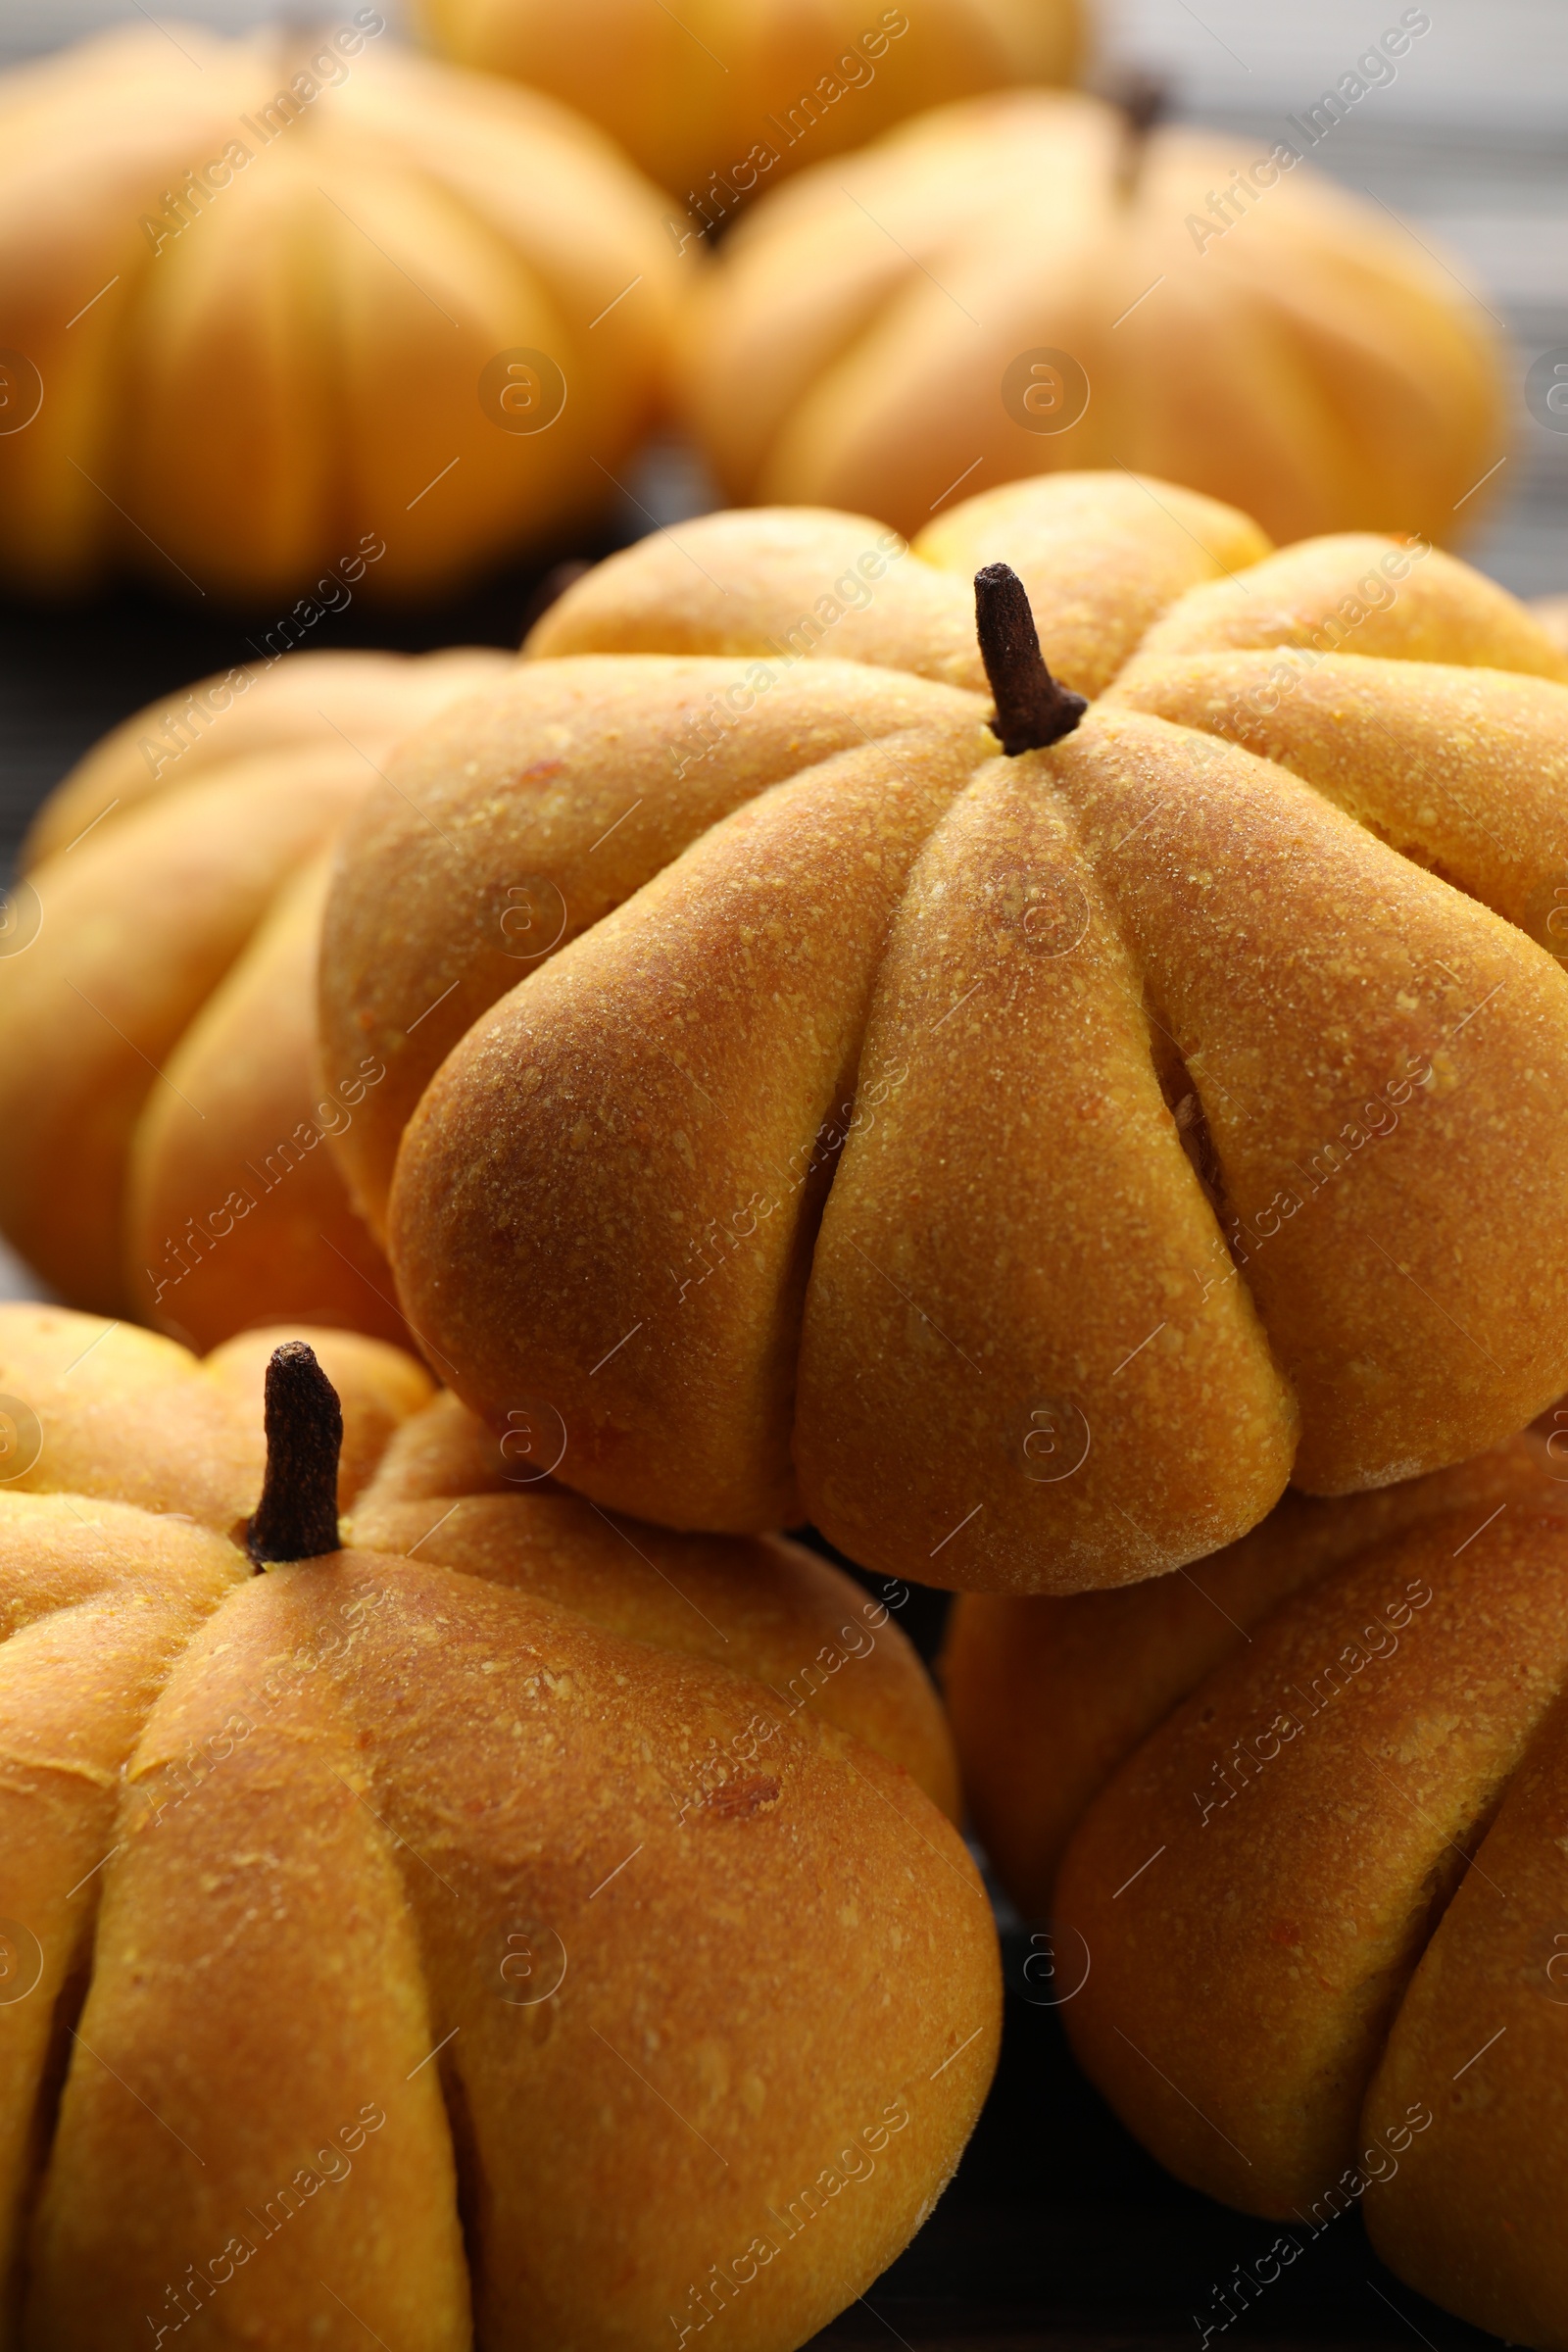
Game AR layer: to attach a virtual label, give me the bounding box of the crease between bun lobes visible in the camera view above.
[317,470,1568,1596]
[0,645,514,1338]
[946,1424,1568,2347]
[0,1304,990,2346]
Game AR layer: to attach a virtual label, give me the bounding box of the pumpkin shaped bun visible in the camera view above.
[0,645,511,1345]
[0,1303,992,2349]
[947,1422,1568,2349]
[0,23,678,603]
[414,0,1082,200]
[318,471,1568,1595]
[676,89,1504,548]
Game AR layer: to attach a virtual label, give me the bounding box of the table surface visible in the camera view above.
[1,5,1561,2342]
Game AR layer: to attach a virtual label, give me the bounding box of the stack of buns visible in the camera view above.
[8,464,1568,2344]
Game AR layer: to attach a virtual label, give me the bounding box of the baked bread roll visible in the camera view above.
[0,647,509,1342]
[0,23,679,603]
[950,1420,1568,2347]
[673,90,1503,547]
[414,0,1083,197]
[0,1304,993,2348]
[318,471,1568,1592]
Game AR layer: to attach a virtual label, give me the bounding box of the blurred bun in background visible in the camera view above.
[0,19,680,604]
[415,0,1084,199]
[0,646,513,1336]
[677,88,1506,547]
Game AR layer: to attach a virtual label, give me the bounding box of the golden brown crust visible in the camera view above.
[350,1407,959,1818]
[389,717,993,1529]
[0,1495,242,2329]
[320,657,987,1236]
[0,1304,435,1531]
[30,1558,474,2352]
[1363,1688,1568,2344]
[1056,1508,1568,2214]
[525,478,1270,705]
[125,854,407,1348]
[1035,710,1568,1495]
[355,1383,522,1501]
[1134,534,1568,677]
[0,1307,265,1532]
[357,1383,960,1819]
[526,512,985,688]
[3,649,506,1338]
[1106,650,1568,957]
[418,0,1083,198]
[675,92,1120,510]
[1531,590,1568,659]
[973,1429,1568,2341]
[945,1433,1564,1917]
[0,753,369,1309]
[911,472,1273,699]
[371,486,1568,1591]
[21,647,511,871]
[0,29,679,603]
[29,1552,996,2349]
[794,731,1297,1595]
[0,1322,996,2348]
[387,691,1568,1576]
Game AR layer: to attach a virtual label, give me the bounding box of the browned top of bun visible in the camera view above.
[321,479,1568,1593]
[0,1306,995,2345]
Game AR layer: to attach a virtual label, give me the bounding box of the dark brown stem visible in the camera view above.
[245,1342,343,1568]
[1114,68,1169,143]
[974,564,1088,756]
[1105,68,1169,194]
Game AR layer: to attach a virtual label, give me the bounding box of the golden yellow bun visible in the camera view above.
[0,24,679,602]
[22,648,499,870]
[416,0,1082,197]
[676,91,1504,548]
[317,473,1568,1592]
[526,472,1272,699]
[351,1387,959,1817]
[0,1304,995,2345]
[1131,533,1566,675]
[321,652,984,1237]
[0,647,508,1336]
[944,1429,1558,1918]
[0,1303,432,1528]
[949,1423,1568,2345]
